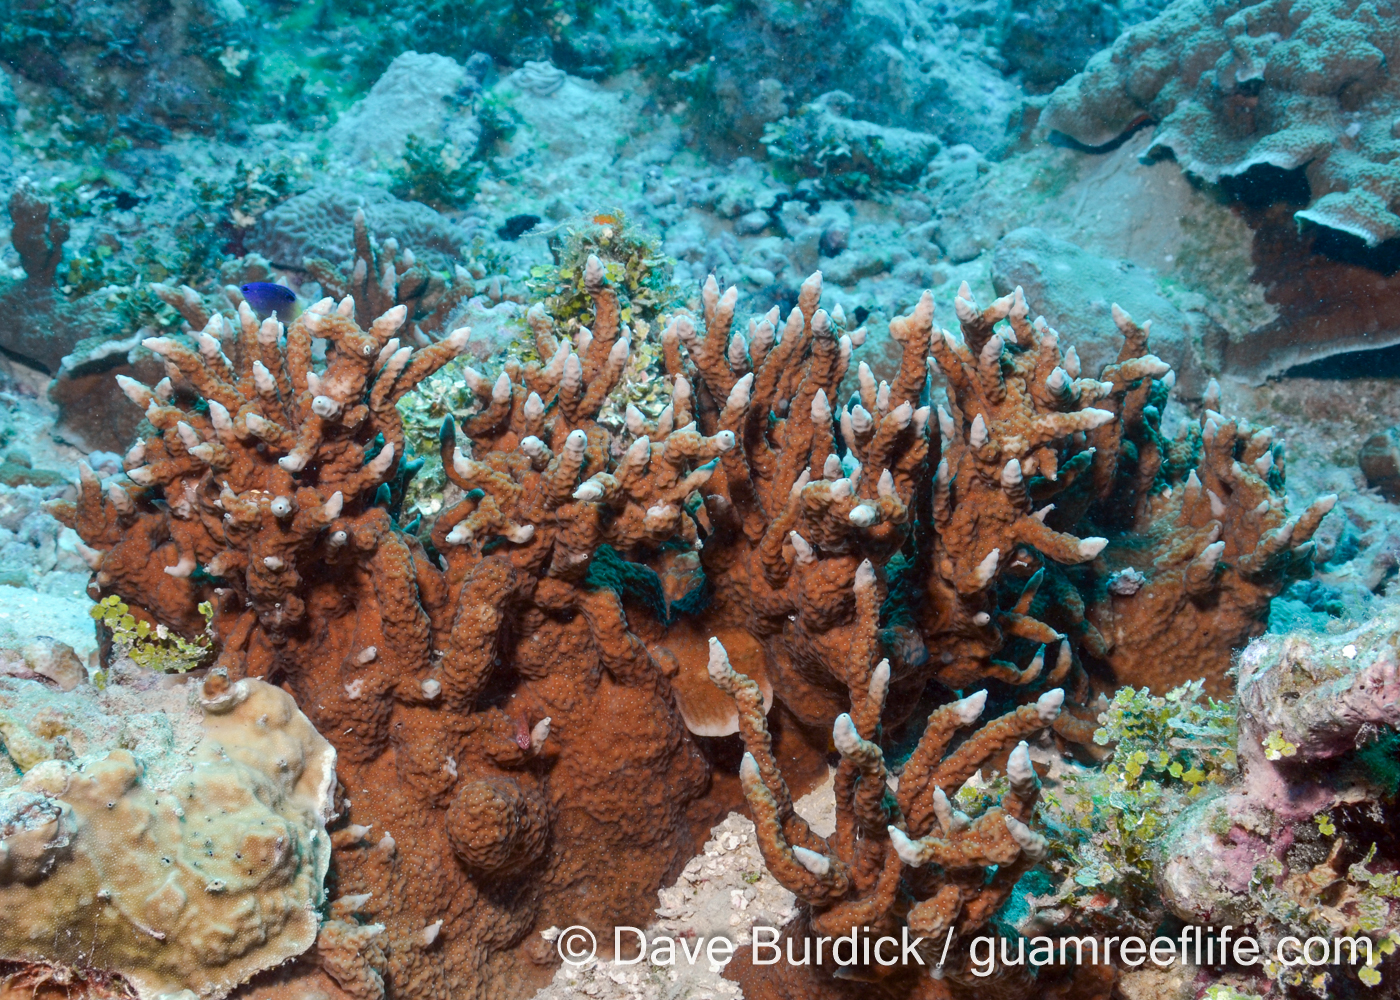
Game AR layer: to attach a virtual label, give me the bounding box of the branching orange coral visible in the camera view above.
[54,237,1333,1000]
[648,275,1332,742]
[708,609,1062,999]
[49,260,722,1000]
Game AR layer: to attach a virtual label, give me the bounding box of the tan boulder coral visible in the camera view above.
[0,670,335,1000]
[1043,0,1400,247]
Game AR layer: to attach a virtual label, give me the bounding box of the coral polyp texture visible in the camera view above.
[0,671,334,1000]
[710,627,1071,999]
[1042,0,1400,247]
[52,260,715,999]
[664,271,1328,733]
[53,242,1333,998]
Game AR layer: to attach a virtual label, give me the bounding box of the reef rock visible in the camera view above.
[328,52,480,169]
[247,185,473,271]
[50,333,168,454]
[496,66,640,161]
[762,91,941,193]
[1156,600,1400,954]
[0,670,336,1000]
[0,186,123,373]
[1360,426,1400,501]
[1042,0,1400,248]
[990,226,1212,397]
[695,0,1021,150]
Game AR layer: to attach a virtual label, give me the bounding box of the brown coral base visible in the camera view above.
[1227,203,1400,381]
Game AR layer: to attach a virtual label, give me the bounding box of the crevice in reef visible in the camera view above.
[1222,203,1400,380]
[1283,341,1400,380]
[1309,226,1400,278]
[1217,163,1313,211]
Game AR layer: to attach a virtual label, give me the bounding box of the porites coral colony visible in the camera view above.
[49,216,1334,998]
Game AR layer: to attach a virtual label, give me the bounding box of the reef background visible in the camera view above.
[1,1,1400,999]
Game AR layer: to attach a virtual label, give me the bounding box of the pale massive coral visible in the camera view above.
[1043,0,1400,247]
[0,670,334,1000]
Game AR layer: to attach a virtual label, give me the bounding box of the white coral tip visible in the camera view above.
[887,827,924,867]
[1004,816,1047,859]
[707,637,734,683]
[969,414,989,448]
[854,559,876,594]
[573,479,605,501]
[368,441,396,475]
[739,752,760,784]
[832,713,860,756]
[848,504,877,527]
[1036,688,1065,722]
[164,553,196,578]
[720,372,752,412]
[530,717,552,747]
[1078,536,1108,559]
[1008,742,1034,788]
[954,690,987,724]
[974,548,1001,586]
[792,846,831,876]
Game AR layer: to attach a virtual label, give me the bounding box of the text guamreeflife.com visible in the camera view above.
[563,924,1380,975]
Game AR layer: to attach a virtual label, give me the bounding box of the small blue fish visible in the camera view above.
[240,282,299,320]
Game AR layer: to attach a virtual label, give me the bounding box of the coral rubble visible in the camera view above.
[0,669,334,1000]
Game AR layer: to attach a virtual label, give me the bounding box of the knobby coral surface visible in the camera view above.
[1043,0,1400,247]
[0,672,334,1000]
